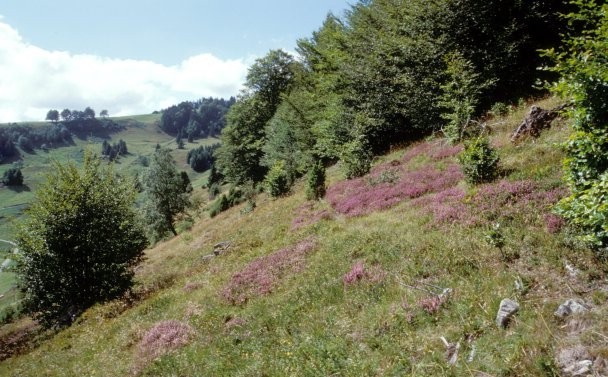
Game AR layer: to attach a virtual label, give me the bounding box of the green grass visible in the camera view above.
[0,98,606,376]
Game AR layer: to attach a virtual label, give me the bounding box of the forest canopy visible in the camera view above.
[215,0,573,187]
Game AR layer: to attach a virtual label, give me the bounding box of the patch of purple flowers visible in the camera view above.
[545,213,565,234]
[471,180,567,224]
[411,187,469,225]
[418,295,444,315]
[429,144,463,160]
[326,163,463,217]
[138,320,193,361]
[412,179,568,227]
[291,202,333,231]
[222,239,316,305]
[402,140,462,163]
[343,261,387,285]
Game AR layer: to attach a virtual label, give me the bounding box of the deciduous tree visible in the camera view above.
[15,152,147,326]
[141,148,190,239]
[45,109,59,123]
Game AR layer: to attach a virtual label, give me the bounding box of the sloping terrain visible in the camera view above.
[1,98,607,376]
[0,114,218,320]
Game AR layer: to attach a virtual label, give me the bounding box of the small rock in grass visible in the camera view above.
[563,359,593,376]
[555,299,588,319]
[496,299,519,328]
[565,261,581,278]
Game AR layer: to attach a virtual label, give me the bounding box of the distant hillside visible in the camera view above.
[0,111,221,321]
[1,97,606,376]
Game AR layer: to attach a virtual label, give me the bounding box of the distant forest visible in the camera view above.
[160,97,236,141]
[0,97,234,164]
[0,107,122,163]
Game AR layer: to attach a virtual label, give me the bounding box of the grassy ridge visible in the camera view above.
[1,98,607,376]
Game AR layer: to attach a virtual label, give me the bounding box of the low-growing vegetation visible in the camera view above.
[2,1,608,376]
[1,96,605,376]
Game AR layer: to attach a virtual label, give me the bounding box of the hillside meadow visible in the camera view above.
[0,114,218,321]
[0,97,606,376]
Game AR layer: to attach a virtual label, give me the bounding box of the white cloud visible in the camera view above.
[0,21,249,122]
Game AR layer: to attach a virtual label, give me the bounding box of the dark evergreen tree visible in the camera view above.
[180,171,193,193]
[187,143,220,172]
[2,167,23,186]
[306,160,326,200]
[208,163,222,186]
[101,139,128,161]
[176,132,185,149]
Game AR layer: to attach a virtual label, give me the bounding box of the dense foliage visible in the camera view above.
[2,167,23,186]
[550,0,608,251]
[216,50,297,185]
[458,137,500,184]
[48,106,123,135]
[101,139,128,160]
[186,143,220,172]
[160,97,235,139]
[0,123,73,161]
[305,160,326,200]
[215,0,571,191]
[264,160,289,197]
[15,152,147,327]
[439,52,488,144]
[0,106,124,163]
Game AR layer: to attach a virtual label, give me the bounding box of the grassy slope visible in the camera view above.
[0,114,218,315]
[1,97,607,376]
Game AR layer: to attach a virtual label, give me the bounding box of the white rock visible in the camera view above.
[496,299,519,328]
[565,261,580,278]
[555,299,588,318]
[563,359,592,376]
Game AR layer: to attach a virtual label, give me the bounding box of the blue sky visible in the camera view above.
[0,0,351,121]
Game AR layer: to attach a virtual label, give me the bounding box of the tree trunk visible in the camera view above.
[166,214,177,236]
[169,222,177,236]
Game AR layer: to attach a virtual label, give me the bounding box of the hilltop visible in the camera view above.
[1,97,606,376]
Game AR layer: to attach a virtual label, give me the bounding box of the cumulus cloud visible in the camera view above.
[0,21,249,122]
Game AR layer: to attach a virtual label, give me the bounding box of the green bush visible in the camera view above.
[15,152,147,327]
[556,173,608,249]
[489,102,510,117]
[209,195,229,218]
[306,161,326,200]
[208,183,220,200]
[546,0,608,252]
[175,218,194,233]
[340,138,372,179]
[226,186,244,206]
[2,168,23,186]
[208,186,245,218]
[439,52,486,144]
[264,160,289,197]
[458,137,499,184]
